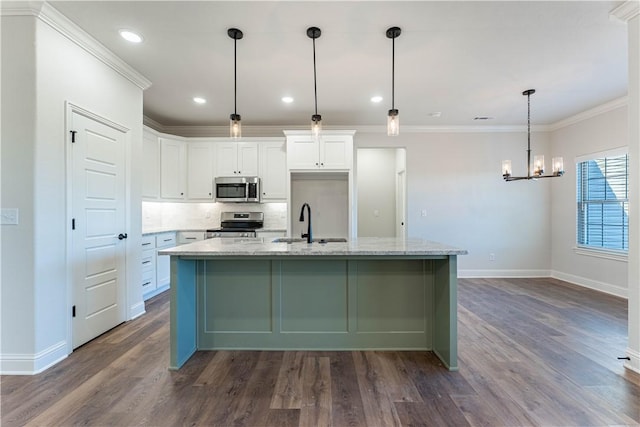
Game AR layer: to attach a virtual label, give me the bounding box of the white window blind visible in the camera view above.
[576,151,629,252]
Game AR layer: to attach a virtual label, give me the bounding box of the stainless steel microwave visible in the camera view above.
[214,177,260,203]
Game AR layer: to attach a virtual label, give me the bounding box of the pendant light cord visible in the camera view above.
[313,37,318,116]
[526,91,532,177]
[391,36,395,110]
[234,37,237,116]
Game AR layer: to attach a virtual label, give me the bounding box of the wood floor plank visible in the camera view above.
[270,351,305,409]
[299,357,332,427]
[3,278,639,427]
[352,351,402,427]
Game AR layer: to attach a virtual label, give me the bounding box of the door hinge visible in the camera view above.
[72,218,76,230]
[72,305,76,317]
[70,130,77,143]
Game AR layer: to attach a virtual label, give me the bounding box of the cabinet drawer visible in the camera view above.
[156,232,176,248]
[141,249,155,271]
[141,235,155,249]
[142,268,155,293]
[178,231,205,245]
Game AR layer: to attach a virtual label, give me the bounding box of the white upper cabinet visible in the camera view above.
[142,128,160,199]
[215,141,259,176]
[285,131,354,170]
[160,137,186,199]
[260,140,287,201]
[186,141,214,200]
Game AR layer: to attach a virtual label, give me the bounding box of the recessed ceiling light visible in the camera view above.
[282,96,294,103]
[371,96,383,103]
[428,112,442,118]
[119,29,143,43]
[193,97,206,104]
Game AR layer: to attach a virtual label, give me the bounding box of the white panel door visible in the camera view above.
[71,111,127,348]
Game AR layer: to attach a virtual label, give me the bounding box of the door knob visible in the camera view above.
[118,233,128,240]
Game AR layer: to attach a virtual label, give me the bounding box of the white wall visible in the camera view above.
[1,15,38,362]
[356,131,552,276]
[1,10,144,373]
[550,106,628,297]
[290,173,349,239]
[357,149,397,237]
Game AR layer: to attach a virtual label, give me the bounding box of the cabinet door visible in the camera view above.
[142,130,160,199]
[187,142,214,199]
[156,251,171,288]
[260,141,287,200]
[287,136,320,169]
[320,135,352,169]
[237,142,259,176]
[160,137,186,199]
[215,142,238,176]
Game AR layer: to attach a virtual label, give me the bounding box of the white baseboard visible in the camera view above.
[459,269,551,278]
[0,341,68,375]
[624,347,640,374]
[129,301,146,321]
[551,270,627,298]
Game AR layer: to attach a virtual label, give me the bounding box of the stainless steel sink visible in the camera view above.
[272,237,347,244]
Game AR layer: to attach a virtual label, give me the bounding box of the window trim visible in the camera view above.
[573,246,628,262]
[575,147,629,254]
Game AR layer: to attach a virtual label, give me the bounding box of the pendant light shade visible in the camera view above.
[307,27,322,140]
[228,28,243,139]
[386,26,401,136]
[502,89,564,181]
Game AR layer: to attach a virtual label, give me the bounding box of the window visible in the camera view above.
[576,150,628,252]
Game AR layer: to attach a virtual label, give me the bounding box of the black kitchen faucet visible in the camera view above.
[299,203,312,244]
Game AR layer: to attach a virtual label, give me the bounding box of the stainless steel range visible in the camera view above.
[206,212,264,238]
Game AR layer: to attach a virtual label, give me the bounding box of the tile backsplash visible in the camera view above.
[142,201,288,232]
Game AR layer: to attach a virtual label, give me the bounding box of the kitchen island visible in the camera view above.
[159,237,467,371]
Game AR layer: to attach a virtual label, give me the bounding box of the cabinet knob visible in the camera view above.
[315,162,319,166]
[180,192,184,196]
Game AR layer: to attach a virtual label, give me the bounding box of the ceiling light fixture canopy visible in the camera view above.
[502,89,564,181]
[228,28,243,138]
[386,26,401,136]
[307,26,322,140]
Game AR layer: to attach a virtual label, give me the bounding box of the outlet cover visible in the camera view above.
[1,208,19,225]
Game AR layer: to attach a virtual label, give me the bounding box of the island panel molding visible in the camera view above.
[162,237,466,371]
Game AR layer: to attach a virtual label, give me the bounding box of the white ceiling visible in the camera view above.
[49,1,628,128]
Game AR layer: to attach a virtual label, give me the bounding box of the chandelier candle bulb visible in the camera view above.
[502,160,512,177]
[533,155,545,176]
[552,157,564,175]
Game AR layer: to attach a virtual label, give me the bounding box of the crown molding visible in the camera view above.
[547,96,628,131]
[2,1,151,90]
[610,1,640,22]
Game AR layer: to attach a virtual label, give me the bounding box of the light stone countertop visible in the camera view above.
[158,237,467,257]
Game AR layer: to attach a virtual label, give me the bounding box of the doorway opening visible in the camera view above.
[356,148,406,238]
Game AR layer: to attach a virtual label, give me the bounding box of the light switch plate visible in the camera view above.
[1,208,19,225]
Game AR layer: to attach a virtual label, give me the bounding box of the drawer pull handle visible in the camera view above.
[143,281,151,286]
[142,261,151,265]
[142,242,151,246]
[185,237,196,240]
[164,239,172,242]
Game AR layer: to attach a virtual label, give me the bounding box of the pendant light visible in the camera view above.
[307,27,322,140]
[228,28,243,139]
[386,26,401,136]
[502,89,564,181]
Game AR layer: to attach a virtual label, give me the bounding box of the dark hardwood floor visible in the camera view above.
[2,277,639,426]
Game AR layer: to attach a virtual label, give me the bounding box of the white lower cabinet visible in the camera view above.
[141,232,176,301]
[141,235,156,295]
[177,231,206,245]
